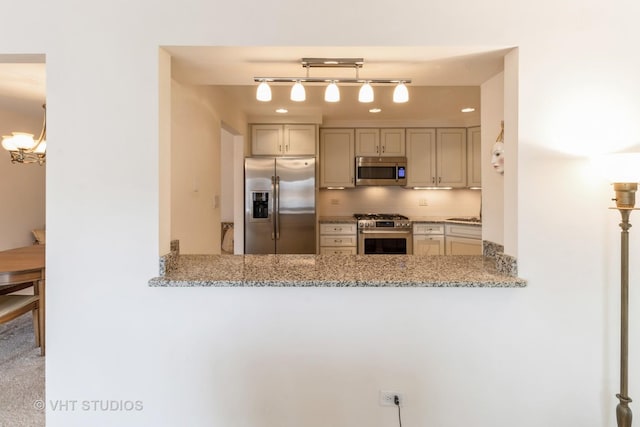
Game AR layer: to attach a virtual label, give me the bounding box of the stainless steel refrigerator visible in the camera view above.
[244,157,316,254]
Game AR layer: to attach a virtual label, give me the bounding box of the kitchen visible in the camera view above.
[155,46,517,286]
[245,124,483,256]
[165,48,504,266]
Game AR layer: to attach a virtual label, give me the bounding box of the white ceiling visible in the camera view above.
[166,46,511,125]
[0,46,511,124]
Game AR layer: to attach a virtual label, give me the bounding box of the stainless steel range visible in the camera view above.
[354,213,412,255]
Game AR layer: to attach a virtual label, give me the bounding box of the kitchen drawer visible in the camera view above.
[320,246,357,255]
[445,223,481,239]
[320,235,357,247]
[413,223,444,235]
[320,223,357,235]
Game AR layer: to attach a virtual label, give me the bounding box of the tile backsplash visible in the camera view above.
[318,187,481,218]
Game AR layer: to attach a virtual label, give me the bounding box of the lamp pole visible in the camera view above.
[613,182,635,427]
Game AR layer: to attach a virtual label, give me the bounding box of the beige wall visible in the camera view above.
[170,82,247,254]
[0,107,45,250]
[481,71,505,245]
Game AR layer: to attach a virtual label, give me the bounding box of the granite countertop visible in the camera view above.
[318,216,357,223]
[319,216,481,225]
[411,216,482,225]
[149,254,526,288]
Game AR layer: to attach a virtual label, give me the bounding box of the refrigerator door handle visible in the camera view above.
[273,175,280,240]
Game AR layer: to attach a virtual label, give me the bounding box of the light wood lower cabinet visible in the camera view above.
[413,223,445,255]
[319,223,357,254]
[444,223,482,255]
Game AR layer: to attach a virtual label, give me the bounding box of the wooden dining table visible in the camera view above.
[0,244,46,353]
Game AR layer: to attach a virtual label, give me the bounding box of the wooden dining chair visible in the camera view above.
[0,294,43,356]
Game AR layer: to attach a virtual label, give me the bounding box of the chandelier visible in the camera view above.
[2,104,46,165]
[254,58,411,104]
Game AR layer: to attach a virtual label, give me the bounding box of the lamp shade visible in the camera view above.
[358,82,374,103]
[594,153,640,183]
[290,81,305,102]
[1,135,17,151]
[393,82,409,103]
[8,132,36,150]
[324,81,340,102]
[256,81,272,102]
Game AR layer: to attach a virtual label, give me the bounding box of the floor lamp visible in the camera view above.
[600,153,640,427]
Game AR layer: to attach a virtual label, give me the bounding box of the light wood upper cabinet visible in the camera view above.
[355,128,405,157]
[406,128,467,188]
[467,126,481,187]
[436,128,467,188]
[380,128,405,156]
[251,124,316,155]
[320,128,355,188]
[406,128,437,187]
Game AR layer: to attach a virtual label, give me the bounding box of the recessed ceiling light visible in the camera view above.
[275,108,288,113]
[369,108,382,113]
[461,107,476,113]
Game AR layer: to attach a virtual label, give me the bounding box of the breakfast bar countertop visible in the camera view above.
[149,254,526,288]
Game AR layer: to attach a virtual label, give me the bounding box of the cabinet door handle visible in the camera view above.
[334,227,342,231]
[382,145,385,153]
[438,177,442,183]
[335,239,342,243]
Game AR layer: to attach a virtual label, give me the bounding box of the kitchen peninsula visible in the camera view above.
[149,242,526,288]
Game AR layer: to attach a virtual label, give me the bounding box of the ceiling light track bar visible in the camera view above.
[254,77,411,84]
[301,58,364,68]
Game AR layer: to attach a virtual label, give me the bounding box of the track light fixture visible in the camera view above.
[254,58,411,104]
[324,81,340,102]
[290,80,306,101]
[358,81,374,103]
[393,81,409,103]
[256,80,272,102]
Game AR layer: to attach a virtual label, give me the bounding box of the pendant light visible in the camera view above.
[324,80,340,102]
[358,81,374,103]
[2,104,47,165]
[254,58,411,104]
[256,80,272,102]
[393,81,409,103]
[290,80,306,102]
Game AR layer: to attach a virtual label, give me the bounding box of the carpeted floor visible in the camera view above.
[0,313,45,427]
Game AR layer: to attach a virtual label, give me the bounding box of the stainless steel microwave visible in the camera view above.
[355,156,407,186]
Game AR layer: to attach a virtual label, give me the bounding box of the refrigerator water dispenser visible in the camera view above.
[251,191,270,220]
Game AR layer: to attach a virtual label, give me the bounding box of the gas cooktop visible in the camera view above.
[353,213,409,220]
[354,213,411,229]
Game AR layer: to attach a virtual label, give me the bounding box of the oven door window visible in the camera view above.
[363,237,407,254]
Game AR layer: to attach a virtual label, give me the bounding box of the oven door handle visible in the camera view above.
[359,229,412,235]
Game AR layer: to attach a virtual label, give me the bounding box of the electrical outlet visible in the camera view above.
[419,198,428,206]
[330,198,340,205]
[379,390,404,407]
